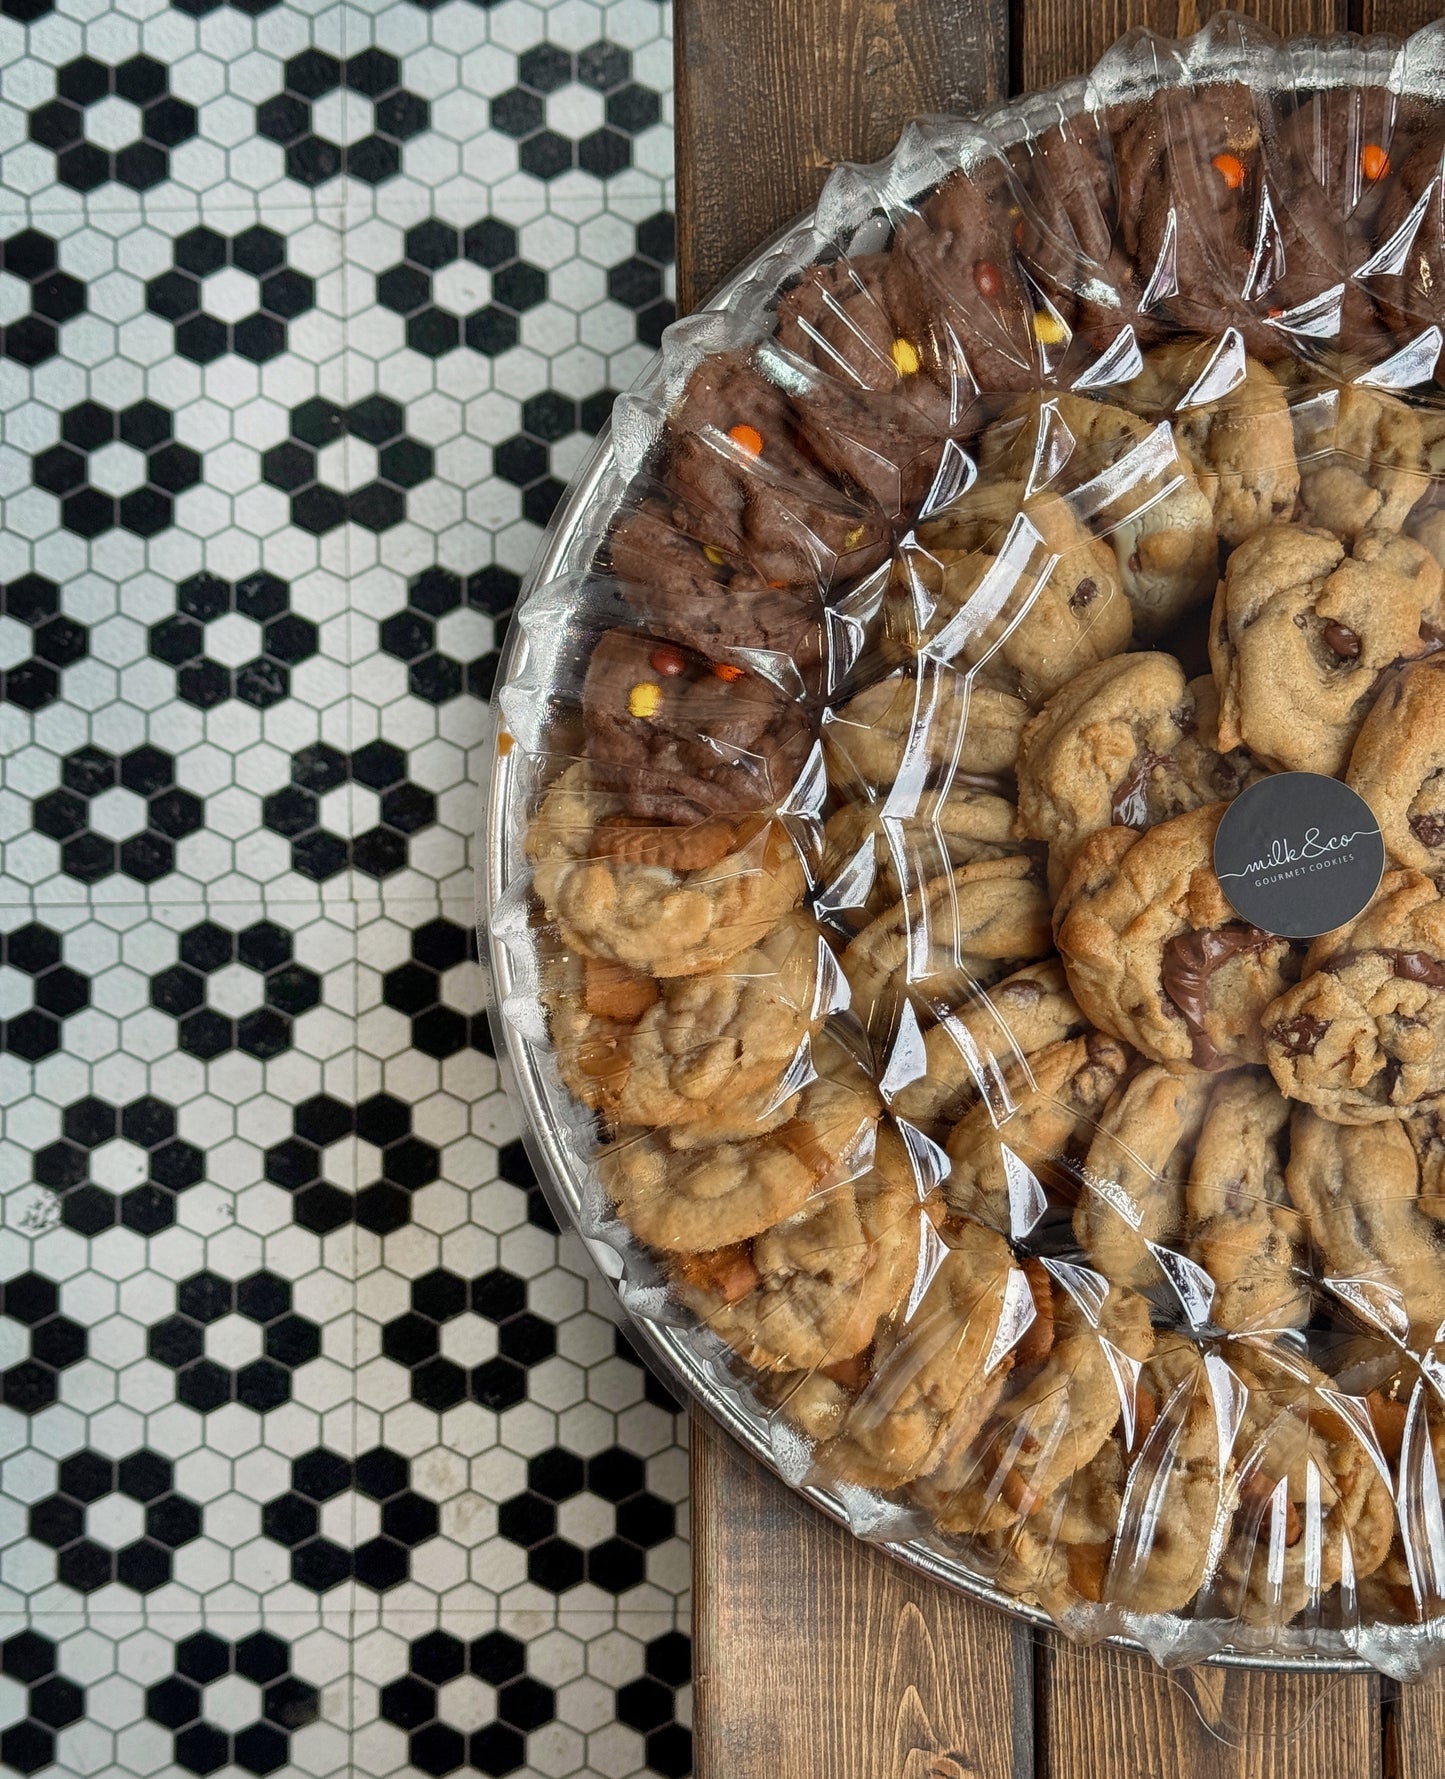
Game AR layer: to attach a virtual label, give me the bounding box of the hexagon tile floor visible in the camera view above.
[0,0,690,1775]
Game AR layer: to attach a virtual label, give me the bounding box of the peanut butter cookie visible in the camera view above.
[527,763,806,977]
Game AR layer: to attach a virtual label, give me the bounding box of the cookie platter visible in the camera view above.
[484,13,1445,1675]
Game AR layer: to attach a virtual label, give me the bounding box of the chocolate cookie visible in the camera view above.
[1367,125,1445,340]
[1116,335,1299,545]
[886,957,1088,1133]
[897,479,1131,702]
[978,392,1218,641]
[822,665,1028,793]
[1263,83,1403,354]
[1286,1107,1445,1338]
[1112,83,1282,358]
[1187,1073,1309,1334]
[527,763,806,977]
[1210,523,1439,776]
[582,628,815,824]
[1010,104,1161,352]
[1015,652,1260,895]
[1056,806,1302,1070]
[661,349,890,586]
[840,854,1053,1035]
[1262,868,1445,1123]
[598,1034,880,1252]
[1346,656,1445,871]
[885,161,1054,396]
[607,496,823,662]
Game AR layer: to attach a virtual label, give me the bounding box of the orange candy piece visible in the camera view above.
[1212,152,1246,190]
[727,423,763,456]
[712,663,744,682]
[1362,143,1390,181]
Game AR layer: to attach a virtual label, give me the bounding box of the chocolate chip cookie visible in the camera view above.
[1116,335,1300,545]
[1210,523,1439,775]
[1262,868,1445,1122]
[822,665,1028,794]
[1286,1107,1445,1339]
[896,479,1131,702]
[1217,1345,1396,1628]
[800,1217,1023,1490]
[1055,805,1302,1070]
[884,957,1088,1138]
[821,782,1028,918]
[1347,656,1445,871]
[1015,651,1260,895]
[943,1030,1132,1237]
[1290,377,1430,544]
[917,1271,1154,1537]
[1187,1073,1310,1334]
[527,763,806,977]
[978,392,1218,641]
[1072,1063,1215,1297]
[841,854,1054,1034]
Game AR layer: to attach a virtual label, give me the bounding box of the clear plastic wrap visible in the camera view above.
[483,12,1445,1675]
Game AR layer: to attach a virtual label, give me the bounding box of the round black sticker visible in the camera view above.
[1213,773,1384,939]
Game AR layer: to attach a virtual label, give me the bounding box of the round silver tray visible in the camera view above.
[479,19,1445,1676]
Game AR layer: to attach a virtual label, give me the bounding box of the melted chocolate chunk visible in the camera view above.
[1409,810,1445,850]
[1322,621,1362,660]
[1110,751,1168,828]
[1160,926,1276,1070]
[1270,1012,1327,1057]
[1390,948,1445,989]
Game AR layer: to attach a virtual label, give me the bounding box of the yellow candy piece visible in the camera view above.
[1032,310,1067,346]
[702,544,726,566]
[627,681,661,719]
[889,336,920,376]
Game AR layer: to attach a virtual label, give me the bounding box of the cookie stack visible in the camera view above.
[507,33,1445,1656]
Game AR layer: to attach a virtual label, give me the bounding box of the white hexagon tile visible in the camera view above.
[0,0,688,1775]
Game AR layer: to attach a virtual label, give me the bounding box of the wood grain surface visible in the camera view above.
[674,0,1008,310]
[679,0,1445,1773]
[691,1421,1033,1779]
[1035,1633,1383,1779]
[1016,0,1347,94]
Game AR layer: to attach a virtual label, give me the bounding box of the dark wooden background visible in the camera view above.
[673,1,1445,1773]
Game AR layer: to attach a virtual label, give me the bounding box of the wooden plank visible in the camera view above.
[673,0,1008,311]
[691,1416,1033,1779]
[1036,1637,1382,1779]
[1388,1675,1445,1779]
[1016,0,1349,98]
[1360,0,1442,38]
